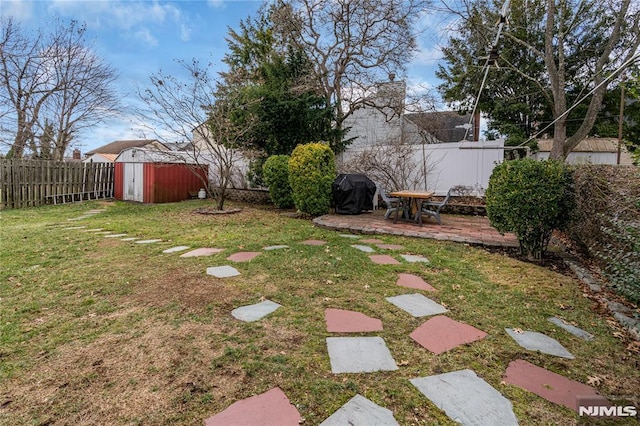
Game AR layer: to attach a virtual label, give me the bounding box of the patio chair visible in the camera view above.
[419,188,453,225]
[377,184,401,219]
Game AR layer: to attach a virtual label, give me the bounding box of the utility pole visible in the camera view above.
[617,74,625,165]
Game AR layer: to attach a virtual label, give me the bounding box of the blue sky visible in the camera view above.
[1,0,449,154]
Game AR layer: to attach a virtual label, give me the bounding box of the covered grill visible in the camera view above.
[332,173,376,214]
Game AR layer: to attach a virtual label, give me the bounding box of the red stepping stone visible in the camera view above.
[410,316,487,354]
[301,239,327,246]
[397,273,436,291]
[180,248,224,258]
[376,243,404,250]
[204,387,301,426]
[325,308,383,332]
[227,251,261,262]
[503,359,609,412]
[361,238,384,244]
[369,255,401,265]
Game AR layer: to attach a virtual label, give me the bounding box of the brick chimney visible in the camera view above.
[72,149,81,160]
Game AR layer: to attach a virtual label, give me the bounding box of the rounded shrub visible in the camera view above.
[485,158,574,259]
[262,155,294,209]
[288,142,336,216]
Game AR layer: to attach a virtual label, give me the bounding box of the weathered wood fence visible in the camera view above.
[0,159,114,209]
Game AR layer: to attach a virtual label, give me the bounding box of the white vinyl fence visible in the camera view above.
[337,140,504,196]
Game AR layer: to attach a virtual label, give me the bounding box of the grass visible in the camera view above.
[0,199,638,425]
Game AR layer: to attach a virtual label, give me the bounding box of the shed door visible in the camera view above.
[124,163,144,202]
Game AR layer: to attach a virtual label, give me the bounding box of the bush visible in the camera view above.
[568,165,640,303]
[288,142,336,216]
[262,155,294,209]
[485,159,574,259]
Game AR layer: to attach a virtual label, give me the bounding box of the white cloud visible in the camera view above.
[180,24,192,42]
[134,28,158,47]
[1,0,34,20]
[207,0,226,9]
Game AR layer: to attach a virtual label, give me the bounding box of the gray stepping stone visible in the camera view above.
[63,226,86,230]
[505,328,575,359]
[135,239,162,244]
[84,228,104,232]
[400,254,430,263]
[121,237,139,241]
[411,369,518,426]
[206,265,240,278]
[386,293,448,317]
[163,246,190,253]
[351,244,375,253]
[232,300,282,322]
[339,234,360,239]
[326,337,398,374]
[180,248,224,257]
[320,394,399,425]
[104,233,128,238]
[548,317,594,341]
[263,244,289,250]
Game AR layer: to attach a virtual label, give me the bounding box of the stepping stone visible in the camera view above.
[400,254,430,263]
[351,244,375,253]
[121,237,139,241]
[85,228,104,232]
[163,246,190,253]
[320,394,399,425]
[263,244,289,250]
[204,387,301,426]
[505,328,575,359]
[104,233,127,238]
[135,239,162,244]
[410,316,487,354]
[180,247,224,257]
[326,337,398,374]
[376,244,404,250]
[232,300,281,322]
[548,317,594,341]
[227,251,261,262]
[206,265,240,278]
[339,234,360,239]
[88,209,106,213]
[63,226,86,230]
[504,359,608,412]
[397,273,436,291]
[325,308,383,333]
[360,238,383,244]
[386,293,448,317]
[369,255,400,265]
[301,239,327,246]
[97,231,114,234]
[411,369,518,426]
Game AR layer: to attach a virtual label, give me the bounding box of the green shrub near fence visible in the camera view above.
[263,155,294,209]
[486,158,574,260]
[288,142,335,216]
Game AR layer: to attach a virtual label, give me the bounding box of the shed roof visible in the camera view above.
[85,139,168,155]
[536,138,620,152]
[115,147,200,164]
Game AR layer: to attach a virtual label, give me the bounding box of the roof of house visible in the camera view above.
[405,111,473,143]
[85,139,168,156]
[536,138,620,152]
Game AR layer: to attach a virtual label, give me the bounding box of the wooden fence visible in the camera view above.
[0,159,114,209]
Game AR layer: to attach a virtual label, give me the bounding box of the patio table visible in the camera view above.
[389,190,435,225]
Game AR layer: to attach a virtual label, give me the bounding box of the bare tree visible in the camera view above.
[136,59,256,210]
[269,0,431,149]
[0,18,119,160]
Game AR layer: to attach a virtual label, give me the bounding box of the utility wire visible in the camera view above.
[517,51,640,147]
[463,0,511,141]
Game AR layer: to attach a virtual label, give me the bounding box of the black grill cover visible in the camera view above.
[332,173,376,214]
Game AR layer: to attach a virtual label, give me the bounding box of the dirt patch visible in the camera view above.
[129,267,245,313]
[193,208,243,215]
[1,318,243,424]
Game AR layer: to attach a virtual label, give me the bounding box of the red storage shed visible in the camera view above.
[114,148,208,203]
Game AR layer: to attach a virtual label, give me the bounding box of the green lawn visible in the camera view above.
[0,200,637,425]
